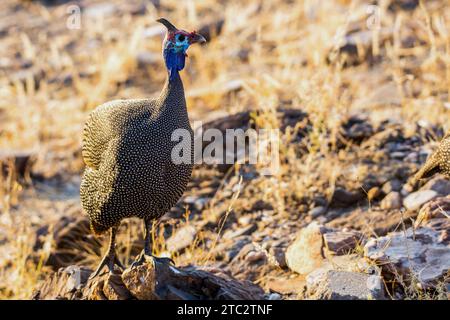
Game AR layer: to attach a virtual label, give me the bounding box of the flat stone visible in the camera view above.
[0,150,36,179]
[421,176,450,195]
[323,231,364,255]
[415,196,450,228]
[213,236,252,262]
[327,207,417,236]
[136,51,159,67]
[166,225,197,253]
[183,195,209,211]
[223,224,257,239]
[285,222,327,275]
[306,270,386,300]
[308,206,327,218]
[364,219,450,288]
[380,192,402,210]
[403,190,438,211]
[382,179,403,194]
[32,266,93,300]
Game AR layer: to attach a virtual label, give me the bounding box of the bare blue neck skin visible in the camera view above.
[163,41,187,81]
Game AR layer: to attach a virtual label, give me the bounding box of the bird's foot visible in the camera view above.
[131,251,175,268]
[152,255,175,265]
[89,252,123,281]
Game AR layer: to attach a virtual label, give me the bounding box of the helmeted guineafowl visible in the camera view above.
[80,18,206,278]
[411,131,450,184]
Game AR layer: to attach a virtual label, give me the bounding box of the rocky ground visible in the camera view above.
[21,111,450,300]
[0,0,450,299]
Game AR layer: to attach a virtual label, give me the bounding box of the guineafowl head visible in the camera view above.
[157,18,206,80]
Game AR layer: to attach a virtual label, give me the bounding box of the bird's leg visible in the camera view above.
[89,226,121,280]
[143,218,153,256]
[132,218,174,267]
[114,253,125,270]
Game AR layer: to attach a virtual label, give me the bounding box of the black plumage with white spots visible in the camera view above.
[80,18,206,277]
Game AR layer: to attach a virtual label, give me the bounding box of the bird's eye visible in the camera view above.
[177,34,185,42]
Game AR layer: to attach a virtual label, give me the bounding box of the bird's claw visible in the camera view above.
[88,252,123,281]
[88,261,110,281]
[131,251,175,268]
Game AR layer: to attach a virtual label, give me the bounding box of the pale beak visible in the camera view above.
[189,32,207,44]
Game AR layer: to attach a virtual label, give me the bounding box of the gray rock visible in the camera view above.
[364,218,450,288]
[285,222,328,275]
[166,225,197,253]
[330,188,363,207]
[245,251,266,263]
[323,230,364,255]
[64,265,91,292]
[388,0,420,12]
[404,152,419,162]
[403,190,438,211]
[382,179,403,194]
[308,206,327,218]
[390,151,407,159]
[380,191,402,210]
[214,236,251,262]
[269,246,287,268]
[306,270,386,300]
[286,223,365,274]
[415,196,450,228]
[421,176,450,196]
